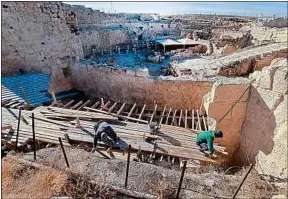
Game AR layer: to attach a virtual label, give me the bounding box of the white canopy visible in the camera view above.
[156,38,181,46]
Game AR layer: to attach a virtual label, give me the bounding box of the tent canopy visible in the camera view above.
[177,38,197,45]
[155,38,181,46]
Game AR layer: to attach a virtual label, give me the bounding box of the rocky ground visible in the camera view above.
[2,146,285,199]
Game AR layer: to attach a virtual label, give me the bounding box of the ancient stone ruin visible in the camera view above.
[1,2,287,198]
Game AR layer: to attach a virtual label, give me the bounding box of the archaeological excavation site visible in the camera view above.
[1,1,287,198]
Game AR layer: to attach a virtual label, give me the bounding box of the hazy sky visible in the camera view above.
[65,1,288,16]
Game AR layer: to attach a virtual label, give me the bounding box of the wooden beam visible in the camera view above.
[77,100,91,110]
[178,109,183,126]
[63,100,74,108]
[165,108,172,124]
[202,115,208,131]
[109,102,118,113]
[51,91,57,102]
[127,103,136,118]
[192,109,195,130]
[71,101,83,110]
[138,104,146,122]
[149,104,158,123]
[171,109,177,126]
[159,106,166,126]
[101,101,110,111]
[185,109,187,128]
[196,109,201,130]
[101,98,104,106]
[90,101,100,109]
[117,103,126,115]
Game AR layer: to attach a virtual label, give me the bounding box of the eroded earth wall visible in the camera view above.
[235,58,288,178]
[1,2,84,92]
[71,62,213,109]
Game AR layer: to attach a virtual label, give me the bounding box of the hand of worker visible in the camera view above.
[91,147,97,153]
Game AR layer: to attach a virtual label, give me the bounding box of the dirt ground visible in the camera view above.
[2,147,285,199]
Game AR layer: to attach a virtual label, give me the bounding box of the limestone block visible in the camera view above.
[208,102,232,119]
[214,84,250,103]
[232,102,247,119]
[216,118,244,134]
[256,86,284,111]
[273,66,288,94]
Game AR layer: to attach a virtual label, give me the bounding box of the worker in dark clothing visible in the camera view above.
[196,130,223,155]
[91,121,120,153]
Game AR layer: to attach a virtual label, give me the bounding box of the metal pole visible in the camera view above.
[124,145,131,188]
[176,160,187,199]
[32,112,36,161]
[58,137,69,168]
[232,164,253,199]
[15,109,22,150]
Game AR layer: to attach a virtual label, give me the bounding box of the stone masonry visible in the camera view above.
[1,2,84,76]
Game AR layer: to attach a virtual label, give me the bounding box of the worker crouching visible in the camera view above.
[196,130,223,157]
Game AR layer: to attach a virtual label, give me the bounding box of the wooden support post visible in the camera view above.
[117,103,126,115]
[20,87,31,106]
[165,108,172,125]
[64,100,74,108]
[171,109,177,126]
[91,101,100,109]
[109,102,118,113]
[127,103,136,118]
[101,101,111,111]
[125,145,131,188]
[178,109,182,126]
[77,100,91,110]
[71,101,83,110]
[58,137,69,168]
[202,115,208,131]
[159,106,166,127]
[185,109,187,128]
[192,109,195,130]
[196,109,201,130]
[15,109,22,150]
[176,160,187,199]
[32,113,36,161]
[149,104,157,123]
[232,164,253,199]
[101,98,104,107]
[138,104,146,122]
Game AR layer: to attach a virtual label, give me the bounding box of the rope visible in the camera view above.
[217,84,251,125]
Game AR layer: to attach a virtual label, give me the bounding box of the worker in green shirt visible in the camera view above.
[196,130,223,155]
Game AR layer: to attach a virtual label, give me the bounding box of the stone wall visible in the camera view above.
[71,62,213,109]
[241,26,288,45]
[235,58,287,178]
[1,2,84,76]
[203,83,250,159]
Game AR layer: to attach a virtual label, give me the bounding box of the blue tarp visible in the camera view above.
[2,73,80,105]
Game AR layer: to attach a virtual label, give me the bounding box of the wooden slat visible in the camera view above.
[101,101,111,111]
[149,104,157,123]
[127,103,136,118]
[196,109,201,130]
[202,115,208,131]
[77,100,91,110]
[184,109,187,128]
[159,106,166,126]
[64,100,74,108]
[71,101,83,110]
[109,102,117,113]
[192,109,195,130]
[165,108,172,125]
[138,104,146,121]
[117,103,126,115]
[171,109,177,126]
[178,109,182,126]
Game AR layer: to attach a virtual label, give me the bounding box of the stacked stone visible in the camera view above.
[1,1,84,75]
